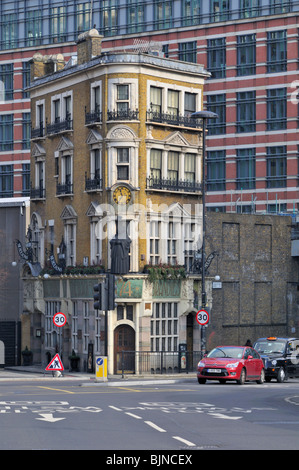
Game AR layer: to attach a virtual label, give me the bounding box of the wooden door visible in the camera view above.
[114,325,135,374]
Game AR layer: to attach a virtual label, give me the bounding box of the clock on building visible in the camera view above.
[113,186,132,205]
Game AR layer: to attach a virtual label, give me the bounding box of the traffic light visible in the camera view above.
[93,282,102,310]
[106,273,115,311]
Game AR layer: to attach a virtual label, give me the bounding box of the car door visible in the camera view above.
[287,340,299,377]
[244,347,255,377]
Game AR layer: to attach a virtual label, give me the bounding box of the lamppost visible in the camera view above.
[191,110,218,355]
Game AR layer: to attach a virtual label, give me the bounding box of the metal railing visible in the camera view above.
[116,350,202,376]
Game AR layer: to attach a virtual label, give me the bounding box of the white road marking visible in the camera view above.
[172,436,196,447]
[125,412,142,419]
[144,421,166,432]
[109,405,122,411]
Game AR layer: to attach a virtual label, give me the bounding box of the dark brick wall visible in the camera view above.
[205,213,299,349]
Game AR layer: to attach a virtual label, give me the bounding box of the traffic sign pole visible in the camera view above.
[53,312,66,373]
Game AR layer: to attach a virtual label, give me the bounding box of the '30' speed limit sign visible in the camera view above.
[196,309,210,326]
[53,312,67,327]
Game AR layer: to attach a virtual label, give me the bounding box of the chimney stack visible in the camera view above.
[77,29,104,65]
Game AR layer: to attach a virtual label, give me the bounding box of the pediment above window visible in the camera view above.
[32,143,46,158]
[86,201,103,217]
[60,204,78,220]
[56,136,74,153]
[164,131,191,147]
[86,129,102,145]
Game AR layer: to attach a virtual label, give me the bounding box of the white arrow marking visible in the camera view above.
[36,413,66,423]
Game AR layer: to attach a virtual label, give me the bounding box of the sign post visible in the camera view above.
[52,312,67,375]
[196,308,210,326]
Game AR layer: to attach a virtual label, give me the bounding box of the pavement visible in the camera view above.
[0,364,197,385]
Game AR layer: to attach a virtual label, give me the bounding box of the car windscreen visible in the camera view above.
[207,347,244,359]
[253,340,286,354]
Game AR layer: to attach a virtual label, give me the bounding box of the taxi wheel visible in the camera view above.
[277,367,286,383]
[237,368,246,385]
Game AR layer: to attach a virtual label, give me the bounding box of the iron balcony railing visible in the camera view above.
[46,118,73,135]
[146,110,201,128]
[146,176,202,193]
[31,125,45,139]
[116,350,202,376]
[30,186,45,199]
[107,109,139,121]
[85,108,102,125]
[85,173,103,191]
[56,182,73,196]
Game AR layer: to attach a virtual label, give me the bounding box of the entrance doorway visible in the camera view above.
[114,324,135,374]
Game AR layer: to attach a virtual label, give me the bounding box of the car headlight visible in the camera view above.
[198,361,205,367]
[271,360,277,366]
[226,362,239,368]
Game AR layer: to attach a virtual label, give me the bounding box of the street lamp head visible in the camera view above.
[191,110,218,120]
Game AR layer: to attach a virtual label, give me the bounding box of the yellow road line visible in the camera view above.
[37,386,75,394]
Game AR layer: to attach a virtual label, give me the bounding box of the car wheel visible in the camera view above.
[197,378,206,384]
[237,368,246,385]
[277,367,286,383]
[257,368,265,384]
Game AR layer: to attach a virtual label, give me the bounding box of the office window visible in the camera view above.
[150,149,162,179]
[178,41,197,63]
[267,88,286,131]
[207,150,226,191]
[239,0,260,18]
[210,0,230,21]
[184,92,196,116]
[0,64,13,101]
[76,3,91,34]
[167,90,179,116]
[207,38,226,79]
[0,165,13,198]
[101,0,118,36]
[184,154,196,183]
[22,62,31,98]
[117,148,130,180]
[22,164,30,196]
[0,114,13,151]
[151,302,178,352]
[266,146,286,188]
[127,0,144,33]
[22,113,31,149]
[237,34,256,76]
[50,6,66,42]
[182,0,201,26]
[267,30,287,73]
[167,152,179,182]
[207,94,226,134]
[270,0,292,14]
[1,14,17,49]
[149,221,161,265]
[236,148,256,189]
[150,87,162,113]
[154,0,173,29]
[236,91,256,133]
[25,10,42,46]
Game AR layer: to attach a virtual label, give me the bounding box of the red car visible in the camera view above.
[197,346,265,385]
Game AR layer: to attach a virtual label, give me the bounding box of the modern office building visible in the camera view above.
[1,0,299,210]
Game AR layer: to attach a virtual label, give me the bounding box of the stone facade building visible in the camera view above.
[25,30,209,374]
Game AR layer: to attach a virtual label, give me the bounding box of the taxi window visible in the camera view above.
[254,340,286,354]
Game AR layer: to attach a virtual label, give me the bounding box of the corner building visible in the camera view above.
[25,30,210,374]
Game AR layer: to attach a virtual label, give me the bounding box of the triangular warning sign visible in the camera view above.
[45,353,64,371]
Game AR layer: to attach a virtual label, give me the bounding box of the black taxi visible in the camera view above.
[253,337,299,382]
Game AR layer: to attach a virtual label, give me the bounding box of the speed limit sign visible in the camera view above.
[196,309,209,326]
[53,312,67,327]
